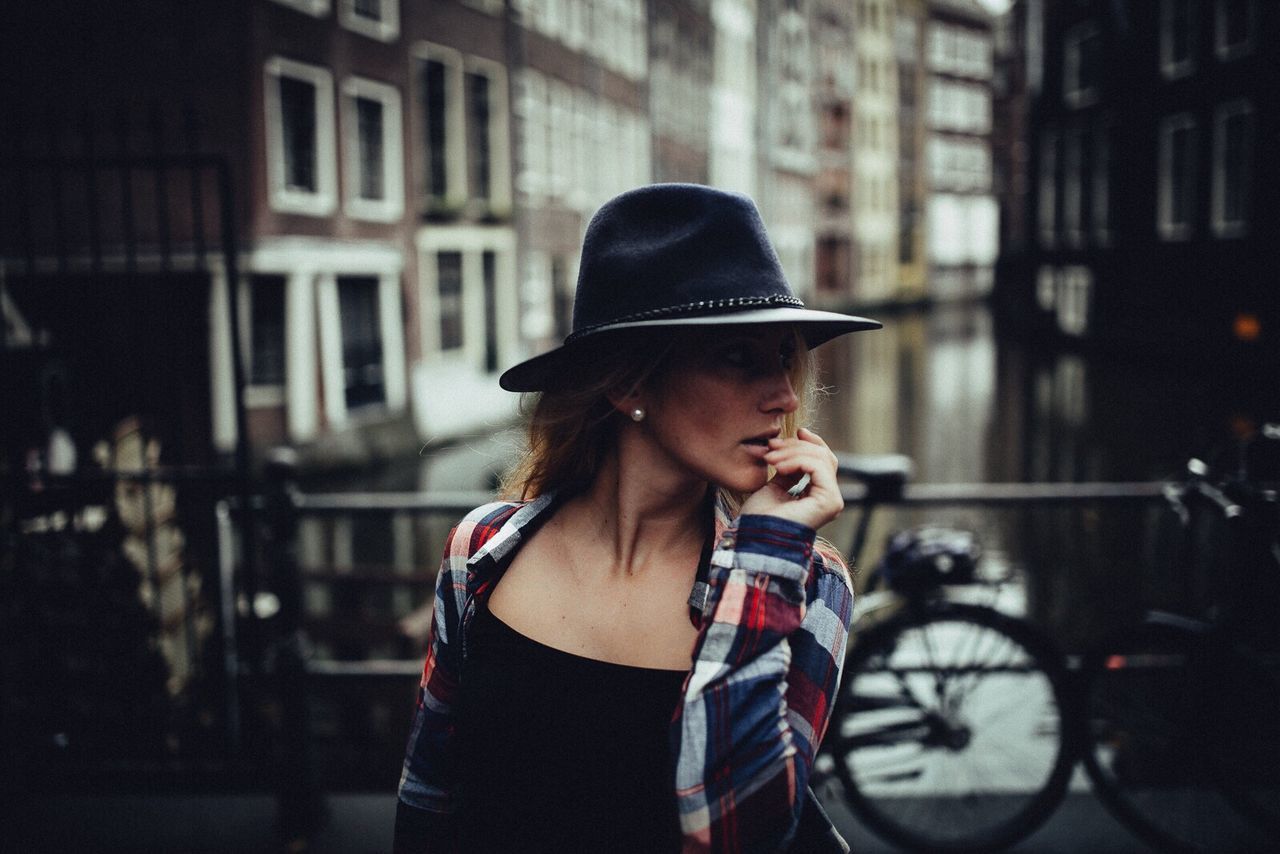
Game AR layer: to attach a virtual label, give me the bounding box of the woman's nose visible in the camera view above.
[761,370,799,414]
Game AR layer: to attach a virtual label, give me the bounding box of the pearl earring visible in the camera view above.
[630,407,645,422]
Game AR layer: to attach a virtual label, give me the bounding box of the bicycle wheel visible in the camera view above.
[827,601,1074,852]
[1082,618,1273,853]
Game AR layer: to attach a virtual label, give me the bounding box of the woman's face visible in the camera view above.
[644,325,802,494]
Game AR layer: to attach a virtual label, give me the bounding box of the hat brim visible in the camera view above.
[498,307,882,392]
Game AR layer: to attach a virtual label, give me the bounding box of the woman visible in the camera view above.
[395,184,880,853]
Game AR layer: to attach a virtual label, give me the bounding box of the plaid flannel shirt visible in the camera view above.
[395,490,854,853]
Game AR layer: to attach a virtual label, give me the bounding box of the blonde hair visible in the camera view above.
[501,327,820,502]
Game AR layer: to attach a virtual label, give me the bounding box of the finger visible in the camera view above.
[795,427,840,468]
[796,427,831,450]
[766,447,840,498]
[765,441,837,474]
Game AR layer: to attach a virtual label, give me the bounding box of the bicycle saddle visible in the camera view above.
[836,453,912,501]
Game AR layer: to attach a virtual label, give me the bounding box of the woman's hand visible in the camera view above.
[740,427,844,530]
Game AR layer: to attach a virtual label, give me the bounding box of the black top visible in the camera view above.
[455,605,689,853]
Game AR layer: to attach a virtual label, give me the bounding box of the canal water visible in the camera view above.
[309,302,1272,652]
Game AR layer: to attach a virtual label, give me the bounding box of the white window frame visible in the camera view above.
[1160,0,1197,79]
[339,0,399,42]
[1215,0,1255,60]
[1157,112,1197,241]
[340,77,404,222]
[414,43,468,213]
[416,227,517,372]
[463,56,514,217]
[513,69,549,203]
[1212,99,1252,238]
[268,0,330,17]
[1063,22,1100,108]
[264,57,338,217]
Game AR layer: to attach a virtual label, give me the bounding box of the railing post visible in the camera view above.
[262,448,325,848]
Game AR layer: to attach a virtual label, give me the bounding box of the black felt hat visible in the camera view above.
[499,183,881,392]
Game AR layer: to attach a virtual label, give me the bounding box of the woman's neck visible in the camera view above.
[566,446,709,578]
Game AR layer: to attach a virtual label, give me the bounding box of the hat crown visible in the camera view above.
[570,184,798,339]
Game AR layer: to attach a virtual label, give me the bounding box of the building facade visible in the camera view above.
[852,0,902,304]
[811,0,858,305]
[924,0,999,301]
[895,0,931,300]
[6,0,931,470]
[995,0,1275,358]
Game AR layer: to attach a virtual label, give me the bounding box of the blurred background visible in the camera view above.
[2,0,1275,851]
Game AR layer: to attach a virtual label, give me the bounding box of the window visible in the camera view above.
[1157,113,1196,240]
[1216,0,1255,59]
[926,23,992,79]
[436,251,464,352]
[341,77,404,221]
[417,229,516,370]
[927,80,991,134]
[1212,100,1252,237]
[516,0,645,79]
[466,72,492,203]
[1062,126,1085,247]
[514,69,649,211]
[550,255,572,341]
[340,0,399,42]
[265,57,337,216]
[514,70,549,200]
[268,0,330,16]
[415,45,511,217]
[248,275,287,389]
[927,136,991,193]
[547,80,571,198]
[281,79,318,190]
[1063,22,1100,107]
[1160,0,1197,79]
[337,276,386,410]
[899,202,918,264]
[816,236,852,294]
[1092,119,1111,245]
[1038,128,1059,248]
[482,251,498,373]
[419,49,463,211]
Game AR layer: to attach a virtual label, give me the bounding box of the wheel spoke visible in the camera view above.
[832,606,1071,852]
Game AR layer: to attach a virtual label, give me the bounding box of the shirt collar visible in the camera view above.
[465,487,734,621]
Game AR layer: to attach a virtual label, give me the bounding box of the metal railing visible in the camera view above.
[3,451,1170,842]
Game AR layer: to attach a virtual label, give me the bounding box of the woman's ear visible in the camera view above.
[606,386,644,419]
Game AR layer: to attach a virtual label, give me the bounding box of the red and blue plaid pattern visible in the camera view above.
[396,493,853,853]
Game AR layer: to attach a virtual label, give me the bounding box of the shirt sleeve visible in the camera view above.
[394,525,467,853]
[673,514,854,853]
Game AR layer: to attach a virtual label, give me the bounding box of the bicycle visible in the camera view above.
[817,454,1078,853]
[1079,426,1280,853]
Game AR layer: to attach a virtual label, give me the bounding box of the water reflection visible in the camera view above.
[813,302,1272,647]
